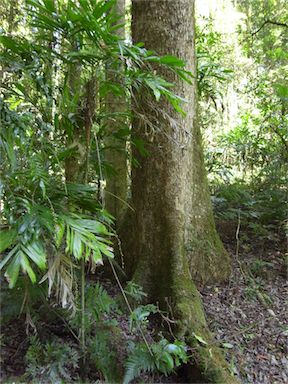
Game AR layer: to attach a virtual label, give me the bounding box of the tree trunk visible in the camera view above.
[64,67,96,184]
[129,0,230,287]
[122,1,237,382]
[64,61,83,183]
[104,0,128,221]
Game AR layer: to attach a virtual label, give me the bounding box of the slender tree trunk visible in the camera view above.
[104,0,128,221]
[63,69,97,374]
[7,0,18,34]
[64,61,82,183]
[122,1,237,382]
[64,65,96,184]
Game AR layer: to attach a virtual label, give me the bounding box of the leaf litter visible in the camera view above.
[201,236,287,384]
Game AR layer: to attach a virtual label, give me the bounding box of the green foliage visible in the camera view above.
[0,0,191,118]
[197,17,233,105]
[85,282,117,319]
[1,2,193,382]
[129,304,158,331]
[124,339,188,384]
[207,106,287,187]
[244,278,273,304]
[0,275,48,325]
[196,14,233,140]
[0,0,193,301]
[250,259,273,277]
[87,329,119,382]
[0,98,115,298]
[25,336,80,383]
[2,1,285,383]
[212,183,286,242]
[198,3,287,251]
[69,282,118,336]
[124,281,148,303]
[66,283,120,381]
[67,282,189,383]
[124,344,155,384]
[237,0,288,66]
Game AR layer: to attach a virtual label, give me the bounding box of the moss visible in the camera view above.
[186,232,231,284]
[166,247,239,383]
[184,193,231,285]
[172,280,239,384]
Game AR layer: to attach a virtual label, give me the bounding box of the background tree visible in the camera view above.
[104,0,128,220]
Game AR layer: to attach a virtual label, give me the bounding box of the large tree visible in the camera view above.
[122,0,236,382]
[124,0,231,286]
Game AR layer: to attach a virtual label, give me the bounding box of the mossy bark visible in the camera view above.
[64,60,83,183]
[121,1,238,382]
[171,244,237,383]
[64,70,96,183]
[104,0,128,221]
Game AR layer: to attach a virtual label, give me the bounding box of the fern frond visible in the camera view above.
[123,345,155,384]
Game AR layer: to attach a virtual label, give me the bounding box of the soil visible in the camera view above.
[0,318,28,380]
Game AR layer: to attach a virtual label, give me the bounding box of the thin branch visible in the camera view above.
[260,112,288,152]
[269,125,288,151]
[251,19,288,36]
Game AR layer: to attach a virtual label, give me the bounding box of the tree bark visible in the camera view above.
[122,1,237,382]
[104,0,128,221]
[64,60,83,183]
[64,65,96,184]
[129,0,230,288]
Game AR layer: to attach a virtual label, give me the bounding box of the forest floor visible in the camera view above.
[0,224,287,384]
[201,224,288,384]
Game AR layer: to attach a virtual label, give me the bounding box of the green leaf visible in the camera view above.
[132,138,148,157]
[166,93,187,116]
[43,0,56,12]
[23,243,47,270]
[55,221,65,248]
[137,310,150,321]
[160,55,185,67]
[97,243,114,258]
[20,253,36,283]
[153,88,161,101]
[14,83,26,95]
[193,333,207,345]
[92,248,102,264]
[274,84,288,100]
[3,138,17,169]
[0,36,19,52]
[66,225,71,254]
[176,68,194,84]
[165,344,180,354]
[161,352,174,370]
[5,252,21,288]
[222,342,234,349]
[0,229,17,252]
[39,179,46,197]
[0,244,19,270]
[72,231,83,259]
[75,219,108,234]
